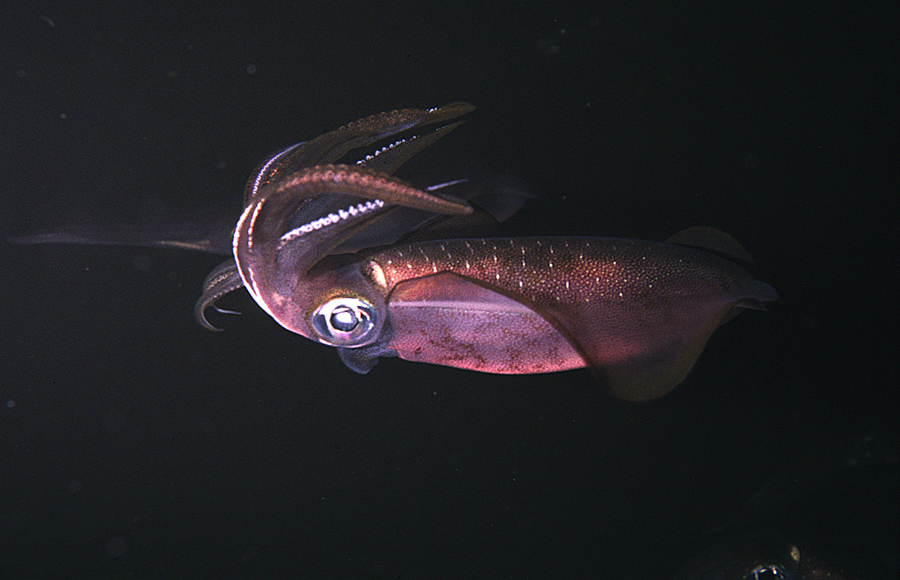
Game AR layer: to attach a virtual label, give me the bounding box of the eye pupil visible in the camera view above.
[330,306,359,332]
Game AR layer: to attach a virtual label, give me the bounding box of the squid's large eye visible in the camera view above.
[311,297,378,346]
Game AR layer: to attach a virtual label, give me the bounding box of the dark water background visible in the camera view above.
[1,3,895,579]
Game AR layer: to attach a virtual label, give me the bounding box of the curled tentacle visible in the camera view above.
[194,259,244,331]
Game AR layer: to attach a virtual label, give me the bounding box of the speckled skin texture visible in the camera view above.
[364,237,777,400]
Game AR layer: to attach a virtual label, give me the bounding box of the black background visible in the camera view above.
[1,2,895,579]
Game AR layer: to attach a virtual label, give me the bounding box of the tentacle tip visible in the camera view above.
[198,319,225,332]
[197,314,225,332]
[195,303,242,331]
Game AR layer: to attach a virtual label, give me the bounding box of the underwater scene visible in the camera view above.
[1,3,894,579]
